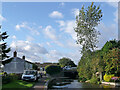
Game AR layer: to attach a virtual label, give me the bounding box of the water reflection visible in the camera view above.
[52,79,119,89]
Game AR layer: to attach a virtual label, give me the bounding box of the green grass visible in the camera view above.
[2,80,35,88]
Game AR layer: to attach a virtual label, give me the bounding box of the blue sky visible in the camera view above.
[1,2,118,64]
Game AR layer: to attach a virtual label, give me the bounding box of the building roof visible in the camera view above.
[2,58,13,65]
[2,57,34,65]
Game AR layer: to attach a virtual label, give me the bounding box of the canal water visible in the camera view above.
[51,79,120,89]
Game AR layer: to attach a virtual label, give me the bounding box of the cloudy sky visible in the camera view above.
[1,2,118,64]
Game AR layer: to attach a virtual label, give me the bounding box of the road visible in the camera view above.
[32,76,48,90]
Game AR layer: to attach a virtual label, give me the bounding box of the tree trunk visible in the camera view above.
[100,72,102,81]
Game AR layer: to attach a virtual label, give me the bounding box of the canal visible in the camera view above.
[49,78,120,89]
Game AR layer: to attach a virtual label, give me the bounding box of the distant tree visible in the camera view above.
[58,57,76,68]
[32,63,38,70]
[74,2,102,54]
[0,26,11,61]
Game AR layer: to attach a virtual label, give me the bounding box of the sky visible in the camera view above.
[0,2,118,64]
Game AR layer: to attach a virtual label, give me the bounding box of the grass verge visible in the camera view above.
[2,80,35,88]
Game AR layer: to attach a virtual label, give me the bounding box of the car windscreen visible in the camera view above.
[24,71,36,75]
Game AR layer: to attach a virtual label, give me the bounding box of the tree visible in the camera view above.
[45,65,62,75]
[0,26,11,61]
[58,57,76,67]
[74,2,102,54]
[77,50,93,80]
[103,48,120,76]
[32,63,38,70]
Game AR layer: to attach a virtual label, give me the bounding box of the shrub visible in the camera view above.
[104,74,114,82]
[9,73,19,81]
[90,76,98,84]
[2,73,21,84]
[45,65,62,75]
[2,75,12,84]
[79,77,87,82]
[111,77,120,82]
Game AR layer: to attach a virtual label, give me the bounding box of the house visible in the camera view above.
[2,51,34,74]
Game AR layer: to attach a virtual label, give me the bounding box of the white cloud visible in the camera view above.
[65,51,81,65]
[15,22,26,30]
[46,42,51,46]
[97,22,118,48]
[107,2,118,8]
[59,2,65,7]
[15,22,40,35]
[44,49,81,65]
[64,20,76,38]
[49,11,63,18]
[106,2,118,25]
[72,8,79,17]
[0,14,6,21]
[44,25,57,40]
[57,20,77,40]
[43,25,64,47]
[114,9,118,23]
[24,45,31,51]
[10,40,48,62]
[66,40,80,49]
[45,49,64,63]
[26,36,34,42]
[54,41,64,47]
[56,20,65,27]
[15,25,20,30]
[12,35,16,39]
[10,40,48,54]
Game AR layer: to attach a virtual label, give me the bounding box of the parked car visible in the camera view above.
[63,66,71,70]
[22,70,40,81]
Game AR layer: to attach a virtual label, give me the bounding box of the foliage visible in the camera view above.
[58,57,76,68]
[77,40,120,83]
[103,48,120,76]
[89,76,98,84]
[111,77,120,82]
[2,75,12,84]
[2,73,22,84]
[77,50,93,80]
[79,77,87,82]
[103,74,114,82]
[32,63,38,70]
[2,58,13,65]
[74,2,102,53]
[45,65,62,75]
[101,40,118,53]
[0,26,11,60]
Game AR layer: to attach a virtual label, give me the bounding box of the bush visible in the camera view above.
[79,77,87,82]
[2,73,21,84]
[111,77,120,82]
[45,65,62,75]
[104,74,114,82]
[9,73,21,80]
[2,75,12,84]
[90,76,98,84]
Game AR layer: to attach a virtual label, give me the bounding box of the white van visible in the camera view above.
[22,70,40,81]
